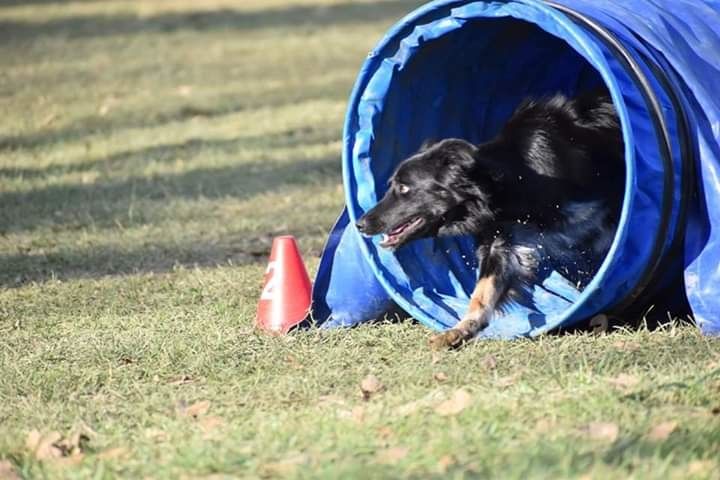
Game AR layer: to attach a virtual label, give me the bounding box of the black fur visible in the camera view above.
[356,91,624,320]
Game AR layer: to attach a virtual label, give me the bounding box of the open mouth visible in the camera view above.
[379,217,425,248]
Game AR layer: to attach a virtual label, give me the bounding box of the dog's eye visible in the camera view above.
[397,184,410,194]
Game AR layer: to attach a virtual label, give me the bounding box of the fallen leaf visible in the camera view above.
[433,372,448,382]
[360,374,384,400]
[58,423,94,456]
[26,422,96,463]
[482,354,498,370]
[376,446,408,464]
[0,460,20,480]
[607,373,640,390]
[26,430,63,460]
[178,400,211,419]
[582,422,619,442]
[647,421,678,441]
[434,389,472,416]
[197,416,225,436]
[97,447,129,460]
[437,454,456,473]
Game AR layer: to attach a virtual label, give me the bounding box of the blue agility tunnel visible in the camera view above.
[312,0,720,338]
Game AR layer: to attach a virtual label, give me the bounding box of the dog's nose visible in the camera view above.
[355,217,369,234]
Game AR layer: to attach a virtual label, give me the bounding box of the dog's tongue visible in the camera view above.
[379,218,422,248]
[380,233,401,247]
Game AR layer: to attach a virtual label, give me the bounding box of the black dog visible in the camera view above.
[355,91,624,348]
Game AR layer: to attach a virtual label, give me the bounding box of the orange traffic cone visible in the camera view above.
[256,236,312,334]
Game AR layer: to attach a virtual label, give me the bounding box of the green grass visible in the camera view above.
[1,1,719,478]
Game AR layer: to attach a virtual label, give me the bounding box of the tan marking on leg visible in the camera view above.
[466,275,497,318]
[429,275,500,350]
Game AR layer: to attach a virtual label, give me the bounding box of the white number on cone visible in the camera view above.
[260,261,277,300]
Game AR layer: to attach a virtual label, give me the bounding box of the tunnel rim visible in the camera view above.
[341,0,656,334]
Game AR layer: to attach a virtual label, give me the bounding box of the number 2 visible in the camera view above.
[261,261,277,300]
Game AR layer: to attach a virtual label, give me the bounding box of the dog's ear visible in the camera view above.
[453,142,480,170]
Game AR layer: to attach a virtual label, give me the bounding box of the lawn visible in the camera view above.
[1,1,719,478]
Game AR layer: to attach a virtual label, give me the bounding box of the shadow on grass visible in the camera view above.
[0,174,338,285]
[600,429,720,469]
[0,0,422,41]
[0,147,340,234]
[0,125,339,180]
[0,1,399,153]
[0,77,351,153]
[0,232,314,288]
[0,145,340,286]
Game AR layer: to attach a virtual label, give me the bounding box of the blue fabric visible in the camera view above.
[313,0,720,337]
[312,209,397,327]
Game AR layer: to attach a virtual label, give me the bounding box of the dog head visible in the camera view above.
[355,138,505,249]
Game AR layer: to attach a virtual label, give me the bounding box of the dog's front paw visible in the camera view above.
[429,329,467,350]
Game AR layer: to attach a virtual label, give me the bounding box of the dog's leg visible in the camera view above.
[429,237,522,349]
[429,274,506,349]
